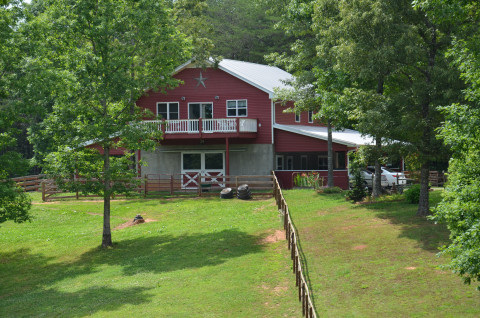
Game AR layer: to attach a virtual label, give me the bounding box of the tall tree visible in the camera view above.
[0,0,31,224]
[30,0,190,248]
[265,0,350,188]
[313,0,459,209]
[205,0,291,63]
[415,0,480,288]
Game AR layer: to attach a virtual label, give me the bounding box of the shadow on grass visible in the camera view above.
[356,192,450,252]
[77,229,264,275]
[0,229,262,316]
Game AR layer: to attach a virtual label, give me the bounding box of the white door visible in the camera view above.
[181,152,225,189]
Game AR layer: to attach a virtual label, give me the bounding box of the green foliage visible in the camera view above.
[346,152,367,202]
[415,0,480,289]
[0,179,31,224]
[322,186,343,194]
[28,0,190,246]
[294,172,323,190]
[404,184,421,204]
[204,0,290,63]
[0,61,32,224]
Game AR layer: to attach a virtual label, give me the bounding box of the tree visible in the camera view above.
[0,0,31,224]
[0,107,31,224]
[204,0,291,64]
[30,0,190,248]
[313,0,459,210]
[414,0,480,288]
[265,0,351,188]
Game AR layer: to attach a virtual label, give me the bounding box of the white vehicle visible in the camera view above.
[367,167,407,189]
[349,169,388,190]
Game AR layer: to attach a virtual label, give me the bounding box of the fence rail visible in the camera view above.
[40,174,275,201]
[12,174,45,192]
[273,172,317,318]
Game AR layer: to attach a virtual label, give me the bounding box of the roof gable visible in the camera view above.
[174,59,293,98]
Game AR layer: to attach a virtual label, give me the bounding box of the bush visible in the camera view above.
[404,184,421,204]
[346,164,367,202]
[321,186,343,194]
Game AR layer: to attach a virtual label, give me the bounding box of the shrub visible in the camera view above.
[294,172,324,190]
[321,186,343,194]
[346,155,367,202]
[404,184,421,204]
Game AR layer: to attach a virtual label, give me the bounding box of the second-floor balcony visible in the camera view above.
[141,118,258,139]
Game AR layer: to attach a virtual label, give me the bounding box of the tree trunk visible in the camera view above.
[417,161,430,216]
[102,145,113,248]
[416,17,437,217]
[372,137,382,198]
[327,119,334,188]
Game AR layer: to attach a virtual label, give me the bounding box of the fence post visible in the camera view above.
[170,175,174,195]
[144,175,147,198]
[41,181,46,202]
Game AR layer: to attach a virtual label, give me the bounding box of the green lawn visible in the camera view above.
[0,193,301,317]
[283,189,480,317]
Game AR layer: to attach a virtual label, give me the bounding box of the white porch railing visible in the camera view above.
[140,118,257,134]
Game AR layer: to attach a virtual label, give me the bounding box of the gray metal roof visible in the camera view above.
[174,58,293,98]
[274,124,375,147]
[218,59,293,98]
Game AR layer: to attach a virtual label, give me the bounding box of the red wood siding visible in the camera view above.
[136,68,272,144]
[274,129,350,152]
[275,170,349,190]
[274,102,325,126]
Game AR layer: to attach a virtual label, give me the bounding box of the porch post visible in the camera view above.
[226,137,230,176]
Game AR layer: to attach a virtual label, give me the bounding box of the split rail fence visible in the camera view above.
[12,174,45,192]
[273,172,317,318]
[39,174,275,201]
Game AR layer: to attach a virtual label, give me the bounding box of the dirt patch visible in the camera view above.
[254,202,277,212]
[260,283,288,295]
[273,286,288,293]
[405,266,417,270]
[260,230,286,244]
[352,244,368,250]
[114,218,156,230]
[341,225,357,231]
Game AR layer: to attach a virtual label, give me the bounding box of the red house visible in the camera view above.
[135,59,373,189]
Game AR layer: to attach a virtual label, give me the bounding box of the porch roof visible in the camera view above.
[273,124,375,148]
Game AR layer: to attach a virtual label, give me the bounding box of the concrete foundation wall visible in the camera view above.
[140,144,274,176]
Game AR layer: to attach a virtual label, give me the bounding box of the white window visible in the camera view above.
[295,112,300,122]
[308,111,313,123]
[227,100,247,117]
[157,102,179,120]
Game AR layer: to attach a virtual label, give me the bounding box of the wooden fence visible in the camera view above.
[40,174,275,201]
[272,172,317,318]
[12,174,45,192]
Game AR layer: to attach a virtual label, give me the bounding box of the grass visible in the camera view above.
[283,188,480,317]
[0,193,301,317]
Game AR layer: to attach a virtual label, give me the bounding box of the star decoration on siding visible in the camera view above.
[194,72,208,88]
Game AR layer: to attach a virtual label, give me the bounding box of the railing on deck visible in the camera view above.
[140,118,257,134]
[272,172,317,318]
